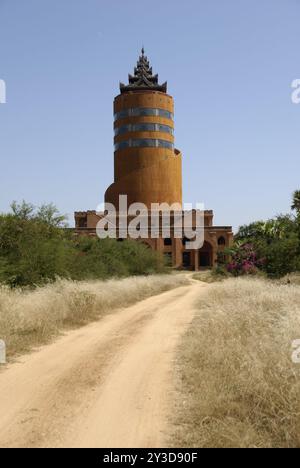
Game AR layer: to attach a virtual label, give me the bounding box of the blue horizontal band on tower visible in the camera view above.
[114,123,174,136]
[114,107,174,121]
[114,138,174,151]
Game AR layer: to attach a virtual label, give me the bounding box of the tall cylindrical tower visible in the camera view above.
[105,49,182,210]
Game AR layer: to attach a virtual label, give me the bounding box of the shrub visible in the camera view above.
[233,204,300,278]
[225,243,264,276]
[0,202,166,287]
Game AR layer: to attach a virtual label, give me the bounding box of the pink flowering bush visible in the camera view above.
[226,243,264,276]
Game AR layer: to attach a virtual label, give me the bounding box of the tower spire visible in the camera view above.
[120,50,167,94]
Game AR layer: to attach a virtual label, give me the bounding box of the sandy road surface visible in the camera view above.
[0,280,207,448]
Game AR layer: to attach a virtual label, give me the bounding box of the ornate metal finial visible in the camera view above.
[119,50,167,94]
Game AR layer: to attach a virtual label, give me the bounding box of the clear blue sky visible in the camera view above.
[0,0,299,230]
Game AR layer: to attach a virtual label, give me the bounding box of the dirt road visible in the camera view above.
[0,280,207,448]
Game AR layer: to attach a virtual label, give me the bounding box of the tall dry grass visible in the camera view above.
[0,274,188,360]
[173,277,300,448]
[280,273,300,286]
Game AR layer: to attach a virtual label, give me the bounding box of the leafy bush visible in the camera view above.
[0,201,165,287]
[229,192,300,278]
[68,237,164,280]
[225,243,264,276]
[257,234,300,278]
[233,218,300,278]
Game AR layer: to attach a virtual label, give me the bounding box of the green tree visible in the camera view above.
[0,201,165,287]
[0,213,69,286]
[260,234,300,278]
[291,190,300,216]
[291,190,300,256]
[236,215,295,243]
[36,203,68,227]
[234,200,300,278]
[10,200,34,220]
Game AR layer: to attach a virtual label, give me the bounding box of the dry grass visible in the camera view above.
[192,270,227,283]
[173,277,300,448]
[280,273,300,286]
[0,273,188,360]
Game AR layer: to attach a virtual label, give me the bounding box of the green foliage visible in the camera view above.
[258,234,300,278]
[10,200,68,227]
[69,237,163,280]
[236,215,295,242]
[36,203,68,227]
[225,243,263,276]
[0,212,70,287]
[291,190,300,216]
[0,202,165,287]
[233,192,300,278]
[10,200,35,220]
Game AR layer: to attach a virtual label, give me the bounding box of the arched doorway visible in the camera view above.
[182,237,193,269]
[198,241,213,268]
[182,251,192,268]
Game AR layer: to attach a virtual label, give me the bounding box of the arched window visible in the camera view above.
[218,236,226,246]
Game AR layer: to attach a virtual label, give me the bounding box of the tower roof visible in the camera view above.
[120,48,167,94]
